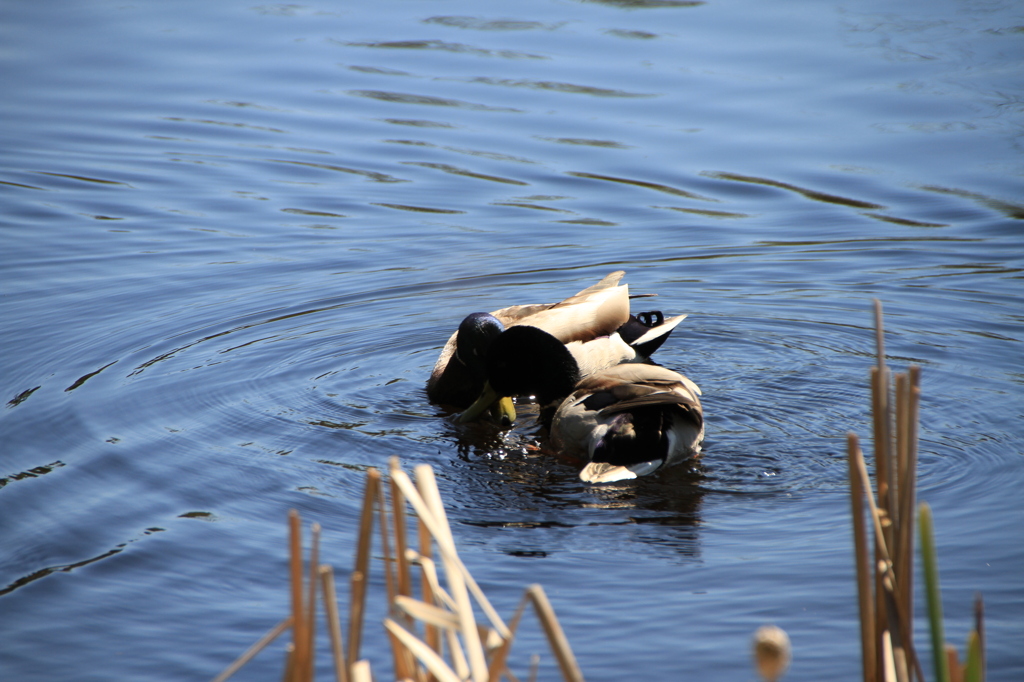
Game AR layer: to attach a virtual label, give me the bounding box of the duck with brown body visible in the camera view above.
[477,324,704,483]
[426,271,686,425]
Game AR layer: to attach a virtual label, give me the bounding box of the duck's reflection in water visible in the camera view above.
[437,406,706,561]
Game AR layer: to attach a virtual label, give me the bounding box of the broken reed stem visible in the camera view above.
[395,467,510,639]
[390,457,412,600]
[289,510,308,682]
[444,621,471,680]
[528,654,541,682]
[895,372,908,547]
[896,367,920,652]
[890,372,910,682]
[283,644,295,682]
[350,660,373,682]
[487,592,528,682]
[870,368,891,682]
[348,468,380,668]
[419,536,440,675]
[882,630,899,682]
[974,595,986,682]
[872,301,893,682]
[872,300,895,525]
[392,495,424,682]
[526,585,584,682]
[418,501,441,670]
[413,465,488,682]
[848,433,877,682]
[384,618,462,682]
[377,468,420,682]
[377,477,397,608]
[304,523,321,682]
[319,565,349,682]
[374,472,409,681]
[212,617,293,682]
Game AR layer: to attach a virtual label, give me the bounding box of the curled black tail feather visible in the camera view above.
[616,310,673,359]
[615,311,663,344]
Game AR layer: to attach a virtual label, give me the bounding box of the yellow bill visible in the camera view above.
[456,382,515,426]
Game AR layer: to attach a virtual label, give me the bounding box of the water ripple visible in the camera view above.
[403,162,529,185]
[347,89,523,112]
[568,171,716,201]
[423,16,557,32]
[468,77,655,98]
[270,158,409,183]
[703,171,885,209]
[346,40,548,61]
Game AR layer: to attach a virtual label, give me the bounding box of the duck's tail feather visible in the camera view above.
[578,458,666,483]
[618,313,688,359]
[580,461,636,483]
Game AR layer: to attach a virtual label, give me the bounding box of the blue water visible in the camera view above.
[2,0,1022,680]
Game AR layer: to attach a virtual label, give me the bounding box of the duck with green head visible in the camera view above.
[426,271,686,426]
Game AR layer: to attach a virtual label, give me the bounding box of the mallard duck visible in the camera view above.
[473,324,704,483]
[426,271,686,424]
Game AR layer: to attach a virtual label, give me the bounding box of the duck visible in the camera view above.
[426,271,686,424]
[471,323,704,483]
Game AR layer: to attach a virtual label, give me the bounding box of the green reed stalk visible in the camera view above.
[918,502,949,682]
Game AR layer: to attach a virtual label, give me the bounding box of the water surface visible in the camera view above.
[2,0,1022,680]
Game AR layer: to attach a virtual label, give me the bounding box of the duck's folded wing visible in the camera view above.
[491,302,552,325]
[514,283,630,343]
[596,391,702,425]
[577,363,702,397]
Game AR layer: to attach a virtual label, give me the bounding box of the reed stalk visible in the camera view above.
[848,432,876,682]
[418,501,441,668]
[919,502,949,682]
[377,475,396,608]
[211,617,293,682]
[319,565,349,682]
[215,457,596,682]
[306,523,321,682]
[394,467,510,638]
[849,301,985,682]
[972,595,985,682]
[289,510,308,682]
[375,470,411,681]
[415,466,487,682]
[348,468,380,668]
[964,631,982,682]
[350,660,372,682]
[384,618,462,682]
[390,457,412,600]
[486,590,528,682]
[524,585,584,682]
[896,367,920,654]
[283,644,295,682]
